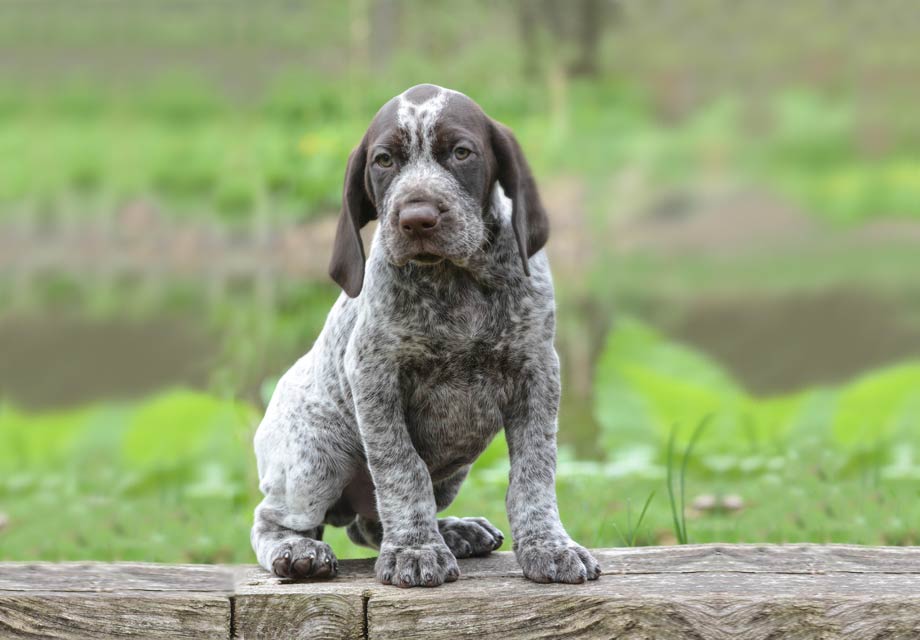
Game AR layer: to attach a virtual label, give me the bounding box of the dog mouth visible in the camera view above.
[410,252,444,266]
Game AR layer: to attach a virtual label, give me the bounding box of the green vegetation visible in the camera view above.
[595,319,920,456]
[3,1,920,562]
[3,83,920,226]
[3,319,919,562]
[2,2,918,226]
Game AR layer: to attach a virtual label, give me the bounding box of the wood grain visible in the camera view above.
[0,562,233,593]
[3,545,920,639]
[232,575,367,640]
[0,593,230,640]
[367,573,920,640]
[232,592,365,640]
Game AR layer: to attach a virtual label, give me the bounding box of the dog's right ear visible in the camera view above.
[329,135,376,297]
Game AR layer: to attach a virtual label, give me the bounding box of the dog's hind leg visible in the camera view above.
[343,466,504,556]
[433,465,505,558]
[346,515,384,549]
[251,505,337,579]
[438,517,504,557]
[251,404,359,579]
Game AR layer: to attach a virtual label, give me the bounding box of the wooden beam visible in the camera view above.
[0,562,232,640]
[3,545,920,639]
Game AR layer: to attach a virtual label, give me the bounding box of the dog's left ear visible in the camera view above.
[489,120,549,275]
[329,135,376,297]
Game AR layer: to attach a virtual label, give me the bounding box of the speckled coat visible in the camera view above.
[251,84,601,588]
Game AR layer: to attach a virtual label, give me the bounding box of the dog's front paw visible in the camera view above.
[270,537,338,580]
[375,539,460,588]
[515,536,601,584]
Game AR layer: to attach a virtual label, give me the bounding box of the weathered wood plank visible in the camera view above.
[232,575,367,640]
[233,560,377,586]
[595,543,920,575]
[0,563,233,640]
[0,562,234,593]
[232,591,365,640]
[5,545,920,640]
[367,573,920,640]
[231,544,920,587]
[0,593,230,640]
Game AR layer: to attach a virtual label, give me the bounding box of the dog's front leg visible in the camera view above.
[349,354,460,588]
[505,349,602,584]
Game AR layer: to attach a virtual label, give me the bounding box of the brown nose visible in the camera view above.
[399,203,440,238]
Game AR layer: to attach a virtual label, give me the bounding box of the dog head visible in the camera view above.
[329,84,549,297]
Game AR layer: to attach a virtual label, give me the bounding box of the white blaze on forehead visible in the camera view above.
[396,88,452,161]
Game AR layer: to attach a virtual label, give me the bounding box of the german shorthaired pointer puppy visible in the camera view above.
[251,84,601,588]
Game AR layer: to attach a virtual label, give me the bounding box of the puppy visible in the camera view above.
[251,84,601,587]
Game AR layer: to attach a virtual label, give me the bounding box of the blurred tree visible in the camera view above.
[370,0,402,71]
[568,0,608,77]
[515,0,618,80]
[517,0,542,79]
[349,0,371,70]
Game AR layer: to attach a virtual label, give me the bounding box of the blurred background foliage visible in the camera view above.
[2,0,920,562]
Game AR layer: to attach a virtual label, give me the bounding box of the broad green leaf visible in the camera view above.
[0,404,102,471]
[742,392,811,449]
[832,364,920,449]
[595,318,745,451]
[594,318,849,457]
[123,390,254,468]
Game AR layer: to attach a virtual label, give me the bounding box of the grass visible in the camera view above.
[609,491,656,548]
[2,76,920,227]
[3,0,920,564]
[667,417,711,545]
[4,405,920,563]
[2,212,919,561]
[3,316,920,563]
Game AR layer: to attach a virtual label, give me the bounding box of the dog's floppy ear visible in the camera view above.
[489,120,549,276]
[329,135,376,297]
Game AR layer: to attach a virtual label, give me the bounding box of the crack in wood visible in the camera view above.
[229,595,237,640]
[362,591,371,640]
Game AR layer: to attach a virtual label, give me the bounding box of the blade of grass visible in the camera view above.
[630,490,656,547]
[666,426,683,543]
[609,521,628,547]
[625,497,632,541]
[679,415,712,544]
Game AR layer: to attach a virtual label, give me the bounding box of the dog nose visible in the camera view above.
[399,203,440,238]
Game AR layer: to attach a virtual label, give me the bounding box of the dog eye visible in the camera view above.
[375,153,394,168]
[453,147,472,161]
